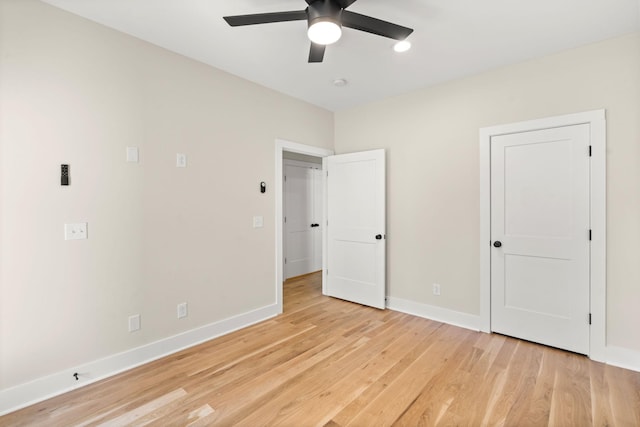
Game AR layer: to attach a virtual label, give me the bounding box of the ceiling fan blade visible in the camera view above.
[223,10,307,27]
[341,10,413,40]
[336,0,358,8]
[308,42,326,63]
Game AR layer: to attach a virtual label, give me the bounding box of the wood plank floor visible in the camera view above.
[3,271,640,426]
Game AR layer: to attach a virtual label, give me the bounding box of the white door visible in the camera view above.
[491,124,590,354]
[284,162,322,279]
[311,168,323,271]
[325,149,386,309]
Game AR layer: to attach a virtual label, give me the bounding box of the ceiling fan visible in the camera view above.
[223,0,414,63]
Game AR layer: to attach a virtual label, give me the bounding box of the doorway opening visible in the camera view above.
[275,139,334,314]
[283,155,323,281]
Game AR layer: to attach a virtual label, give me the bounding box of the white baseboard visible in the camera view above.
[388,297,640,373]
[605,345,640,372]
[387,297,482,332]
[0,303,279,416]
[4,299,636,417]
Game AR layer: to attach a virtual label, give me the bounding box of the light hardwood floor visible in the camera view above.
[3,272,640,426]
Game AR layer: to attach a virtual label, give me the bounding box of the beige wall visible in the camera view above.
[0,0,333,389]
[335,32,640,352]
[2,0,639,397]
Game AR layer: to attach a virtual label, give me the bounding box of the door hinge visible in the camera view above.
[589,145,592,157]
[284,175,287,182]
[589,313,592,325]
[589,229,592,240]
[285,258,287,264]
[284,216,287,223]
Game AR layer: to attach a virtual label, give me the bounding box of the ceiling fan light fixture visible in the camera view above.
[308,19,342,45]
[393,40,412,53]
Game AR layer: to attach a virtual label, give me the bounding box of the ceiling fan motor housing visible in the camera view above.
[307,0,343,28]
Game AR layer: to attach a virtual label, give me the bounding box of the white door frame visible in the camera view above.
[275,139,334,313]
[479,110,606,361]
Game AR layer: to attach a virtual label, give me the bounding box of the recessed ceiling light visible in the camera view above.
[333,78,348,87]
[393,40,412,53]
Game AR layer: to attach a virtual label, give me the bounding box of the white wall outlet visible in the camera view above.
[176,153,187,168]
[253,216,264,228]
[128,314,140,332]
[433,283,441,296]
[126,146,139,163]
[177,302,188,319]
[64,223,88,240]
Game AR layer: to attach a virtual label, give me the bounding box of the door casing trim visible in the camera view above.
[479,109,606,361]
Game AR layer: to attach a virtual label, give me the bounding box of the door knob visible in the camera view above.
[375,234,383,240]
[310,223,319,227]
[493,241,502,248]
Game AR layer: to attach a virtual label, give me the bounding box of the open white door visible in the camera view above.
[325,149,386,309]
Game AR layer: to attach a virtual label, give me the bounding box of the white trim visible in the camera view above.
[0,303,278,416]
[479,109,606,359]
[275,139,333,312]
[605,345,640,372]
[322,156,328,296]
[479,130,492,333]
[589,116,607,363]
[387,297,482,332]
[284,159,322,169]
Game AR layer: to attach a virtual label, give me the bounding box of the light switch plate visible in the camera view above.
[253,216,264,228]
[176,153,187,168]
[64,223,88,240]
[126,147,139,163]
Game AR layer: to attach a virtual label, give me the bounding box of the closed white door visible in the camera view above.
[284,162,322,279]
[326,149,386,309]
[491,124,590,354]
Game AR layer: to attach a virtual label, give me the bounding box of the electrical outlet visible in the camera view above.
[128,314,140,332]
[177,302,188,319]
[64,223,88,240]
[433,283,441,296]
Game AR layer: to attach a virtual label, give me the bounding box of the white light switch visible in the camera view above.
[253,216,264,228]
[64,223,88,240]
[126,147,139,163]
[176,153,187,168]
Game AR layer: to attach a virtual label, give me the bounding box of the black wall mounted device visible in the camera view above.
[61,164,69,186]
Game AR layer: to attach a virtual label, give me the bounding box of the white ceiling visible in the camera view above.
[42,0,640,111]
